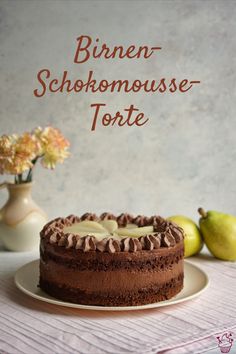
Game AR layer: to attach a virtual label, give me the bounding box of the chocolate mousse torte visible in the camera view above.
[39,213,184,306]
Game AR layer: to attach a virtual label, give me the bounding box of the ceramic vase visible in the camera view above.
[0,182,47,251]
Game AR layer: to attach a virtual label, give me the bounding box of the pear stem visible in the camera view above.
[198,207,207,218]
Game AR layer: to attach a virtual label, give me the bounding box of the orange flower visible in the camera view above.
[0,135,15,174]
[0,133,40,175]
[8,154,32,175]
[15,132,40,162]
[0,127,70,179]
[12,133,40,174]
[33,126,70,169]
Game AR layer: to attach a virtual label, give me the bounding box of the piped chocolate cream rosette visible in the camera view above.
[41,213,184,253]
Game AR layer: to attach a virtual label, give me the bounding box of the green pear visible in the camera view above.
[198,208,236,261]
[168,215,203,258]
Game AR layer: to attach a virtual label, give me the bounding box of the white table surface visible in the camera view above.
[0,245,236,354]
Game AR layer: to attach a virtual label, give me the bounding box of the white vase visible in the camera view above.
[0,182,47,251]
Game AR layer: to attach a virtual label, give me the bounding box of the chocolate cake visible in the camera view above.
[39,213,184,306]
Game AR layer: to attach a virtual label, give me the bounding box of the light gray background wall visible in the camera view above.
[0,0,236,221]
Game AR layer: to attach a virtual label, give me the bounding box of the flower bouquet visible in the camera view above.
[0,126,70,184]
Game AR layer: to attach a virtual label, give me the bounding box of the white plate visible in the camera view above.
[15,260,209,311]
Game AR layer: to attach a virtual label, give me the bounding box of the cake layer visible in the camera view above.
[40,242,183,271]
[40,274,183,306]
[40,242,184,306]
[40,258,183,292]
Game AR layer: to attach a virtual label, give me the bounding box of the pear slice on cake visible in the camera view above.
[74,231,112,241]
[64,220,107,234]
[116,226,153,238]
[64,220,154,240]
[126,223,138,229]
[99,220,118,233]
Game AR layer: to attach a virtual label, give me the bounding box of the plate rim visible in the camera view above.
[14,259,209,311]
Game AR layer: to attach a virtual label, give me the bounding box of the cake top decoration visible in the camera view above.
[40,213,184,253]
